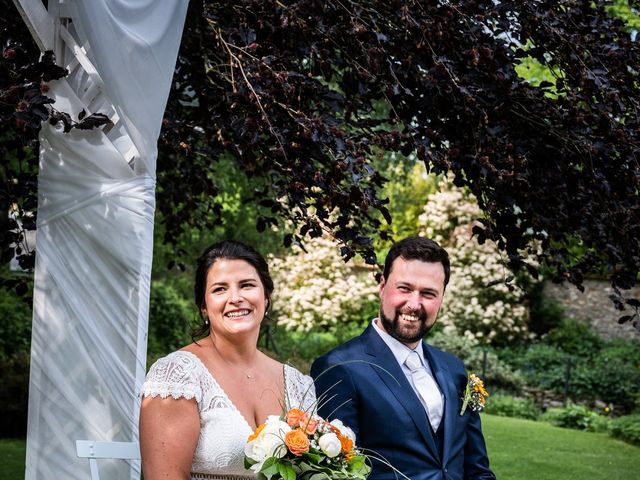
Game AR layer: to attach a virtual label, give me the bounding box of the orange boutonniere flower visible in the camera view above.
[460,373,489,415]
[284,428,310,456]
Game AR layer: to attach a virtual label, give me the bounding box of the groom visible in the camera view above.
[311,236,495,480]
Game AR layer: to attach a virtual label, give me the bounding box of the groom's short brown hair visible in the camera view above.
[382,236,450,287]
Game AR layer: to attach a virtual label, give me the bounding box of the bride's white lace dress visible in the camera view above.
[141,351,316,480]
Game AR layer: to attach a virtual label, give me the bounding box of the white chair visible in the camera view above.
[75,440,141,480]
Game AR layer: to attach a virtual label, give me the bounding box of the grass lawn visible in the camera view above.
[0,439,25,480]
[483,414,640,480]
[2,416,639,479]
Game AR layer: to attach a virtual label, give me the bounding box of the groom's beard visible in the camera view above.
[379,308,432,344]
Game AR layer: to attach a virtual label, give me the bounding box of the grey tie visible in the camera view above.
[405,350,443,431]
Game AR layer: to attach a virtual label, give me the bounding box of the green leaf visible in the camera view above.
[308,473,330,480]
[260,457,280,477]
[299,462,317,473]
[302,451,323,464]
[277,462,297,480]
[348,455,365,471]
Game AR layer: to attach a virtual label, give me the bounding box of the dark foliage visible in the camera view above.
[1,1,639,325]
[0,352,29,437]
[0,1,43,287]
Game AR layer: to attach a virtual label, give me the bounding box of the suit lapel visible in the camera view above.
[423,342,458,464]
[361,326,440,459]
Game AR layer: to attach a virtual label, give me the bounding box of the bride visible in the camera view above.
[140,240,316,480]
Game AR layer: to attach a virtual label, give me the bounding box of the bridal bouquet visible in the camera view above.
[244,408,371,480]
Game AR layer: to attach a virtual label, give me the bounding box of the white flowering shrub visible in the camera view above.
[268,237,379,331]
[419,177,531,344]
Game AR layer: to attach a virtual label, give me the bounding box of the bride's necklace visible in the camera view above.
[209,337,255,380]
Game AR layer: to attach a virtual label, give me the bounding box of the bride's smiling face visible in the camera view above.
[202,259,268,338]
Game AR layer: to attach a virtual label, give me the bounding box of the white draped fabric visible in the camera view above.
[25,2,188,479]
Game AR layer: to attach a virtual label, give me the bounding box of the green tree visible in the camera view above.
[2,1,639,325]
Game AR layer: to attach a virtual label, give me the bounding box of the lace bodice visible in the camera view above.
[141,351,316,479]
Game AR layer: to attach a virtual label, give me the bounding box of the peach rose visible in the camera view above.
[286,408,308,428]
[301,416,319,435]
[284,428,310,456]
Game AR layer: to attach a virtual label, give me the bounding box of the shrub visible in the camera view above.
[484,394,542,420]
[599,339,640,366]
[511,343,570,392]
[0,286,32,359]
[0,352,29,438]
[507,341,640,412]
[269,237,379,331]
[269,321,367,372]
[541,404,608,432]
[608,414,640,446]
[428,331,524,393]
[584,356,640,413]
[543,318,603,357]
[147,280,193,363]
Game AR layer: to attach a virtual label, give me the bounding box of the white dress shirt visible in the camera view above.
[372,318,444,430]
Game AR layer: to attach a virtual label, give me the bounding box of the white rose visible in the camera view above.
[318,432,342,458]
[245,415,291,471]
[329,418,346,430]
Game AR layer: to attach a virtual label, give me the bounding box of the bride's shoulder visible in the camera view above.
[283,363,312,382]
[152,349,203,370]
[145,350,208,385]
[283,364,316,408]
[142,350,208,402]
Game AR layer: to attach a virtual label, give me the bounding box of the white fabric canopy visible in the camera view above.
[25,2,188,479]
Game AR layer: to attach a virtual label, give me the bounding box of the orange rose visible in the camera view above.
[301,416,319,435]
[284,428,310,456]
[339,434,354,460]
[286,408,308,428]
[247,423,266,442]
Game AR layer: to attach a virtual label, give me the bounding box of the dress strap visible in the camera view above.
[283,363,289,409]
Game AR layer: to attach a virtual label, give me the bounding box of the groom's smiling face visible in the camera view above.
[378,257,446,348]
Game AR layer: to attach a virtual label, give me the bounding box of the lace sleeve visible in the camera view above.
[141,351,203,402]
[284,365,317,413]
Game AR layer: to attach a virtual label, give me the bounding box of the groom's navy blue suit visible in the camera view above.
[311,325,495,480]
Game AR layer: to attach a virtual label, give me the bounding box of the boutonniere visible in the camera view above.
[460,373,489,415]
